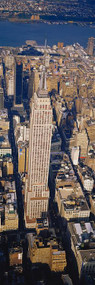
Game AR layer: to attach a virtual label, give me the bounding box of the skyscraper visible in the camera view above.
[0,87,4,109]
[87,37,95,56]
[15,61,23,105]
[25,70,52,228]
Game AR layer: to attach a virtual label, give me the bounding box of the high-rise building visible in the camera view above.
[7,75,15,97]
[75,129,88,159]
[87,37,95,56]
[25,70,52,228]
[0,62,3,76]
[71,146,79,165]
[5,55,14,69]
[0,87,4,109]
[15,61,23,105]
[18,143,29,174]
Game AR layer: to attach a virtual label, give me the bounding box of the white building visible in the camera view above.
[7,75,15,96]
[71,146,79,165]
[5,55,14,69]
[0,63,3,76]
[25,70,52,228]
[15,124,29,143]
[83,176,94,192]
[75,129,88,158]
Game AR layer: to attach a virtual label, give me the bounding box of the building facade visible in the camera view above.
[27,233,67,272]
[15,61,23,105]
[25,71,52,227]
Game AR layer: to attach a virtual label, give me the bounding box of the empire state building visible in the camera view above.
[25,70,52,228]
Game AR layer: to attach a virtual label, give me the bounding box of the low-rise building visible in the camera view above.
[0,180,18,232]
[86,120,95,144]
[90,195,95,216]
[55,181,90,221]
[78,164,94,193]
[27,232,67,272]
[68,221,95,280]
[9,246,23,267]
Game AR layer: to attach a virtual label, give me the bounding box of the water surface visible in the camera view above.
[0,21,95,47]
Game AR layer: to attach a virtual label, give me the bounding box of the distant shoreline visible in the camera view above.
[0,17,95,27]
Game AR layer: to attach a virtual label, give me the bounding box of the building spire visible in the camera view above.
[45,39,47,51]
[44,72,47,90]
[39,66,47,90]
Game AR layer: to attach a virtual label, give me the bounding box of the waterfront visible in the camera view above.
[0,20,95,48]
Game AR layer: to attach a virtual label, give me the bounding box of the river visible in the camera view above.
[0,20,95,48]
